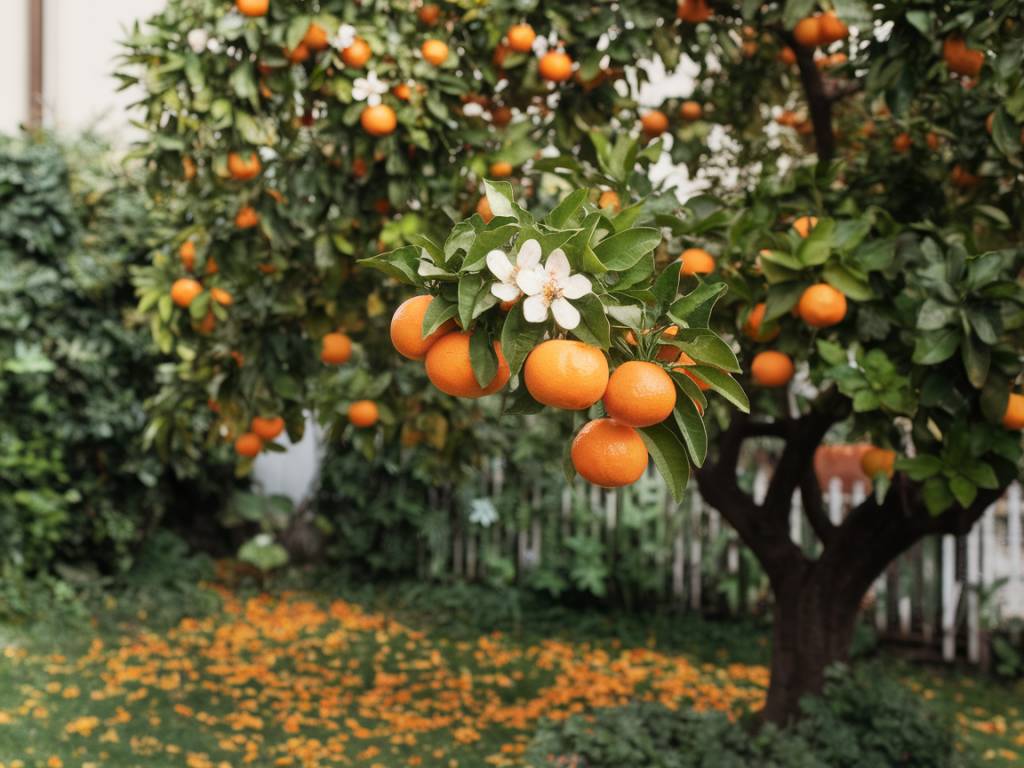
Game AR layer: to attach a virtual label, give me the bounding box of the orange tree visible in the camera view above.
[122,0,667,468]
[373,0,1024,725]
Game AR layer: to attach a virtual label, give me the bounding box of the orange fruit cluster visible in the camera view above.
[792,11,848,49]
[943,36,985,78]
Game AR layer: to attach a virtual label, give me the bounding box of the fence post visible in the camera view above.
[941,535,957,661]
[689,492,703,611]
[1008,483,1022,617]
[966,524,981,664]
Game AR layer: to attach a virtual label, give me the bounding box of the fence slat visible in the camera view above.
[942,535,957,661]
[966,525,981,664]
[1009,483,1022,617]
[689,493,703,611]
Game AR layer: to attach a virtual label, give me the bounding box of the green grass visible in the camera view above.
[0,579,1019,767]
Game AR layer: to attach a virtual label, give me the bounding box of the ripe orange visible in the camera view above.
[539,51,573,82]
[476,196,493,222]
[892,132,911,153]
[235,206,260,229]
[641,110,669,138]
[572,419,649,487]
[234,432,263,457]
[951,164,979,189]
[793,16,821,48]
[943,36,984,78]
[507,24,536,53]
[860,447,896,478]
[182,156,197,180]
[779,46,797,65]
[418,4,440,25]
[603,361,676,428]
[341,38,372,68]
[421,39,449,65]
[679,100,703,121]
[742,302,780,342]
[390,295,455,360]
[230,350,244,367]
[676,0,712,23]
[792,215,818,237]
[674,352,710,391]
[348,400,379,428]
[205,256,219,276]
[321,332,353,365]
[179,241,196,271]
[679,247,714,276]
[171,278,202,308]
[197,311,216,335]
[598,190,621,212]
[361,104,397,137]
[1003,392,1024,430]
[818,11,848,44]
[491,105,513,127]
[798,283,847,328]
[425,331,511,398]
[393,83,412,100]
[227,151,261,181]
[236,0,268,17]
[286,43,310,63]
[926,131,941,151]
[523,340,609,410]
[750,350,794,388]
[303,23,329,51]
[210,287,233,306]
[489,161,513,178]
[251,417,285,440]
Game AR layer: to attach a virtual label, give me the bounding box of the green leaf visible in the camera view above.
[546,189,588,227]
[667,282,728,327]
[463,224,518,271]
[652,261,681,310]
[816,339,847,366]
[690,366,749,413]
[593,227,662,271]
[917,299,956,331]
[469,331,498,388]
[922,477,954,515]
[483,180,516,219]
[796,218,835,267]
[499,304,546,377]
[949,476,977,509]
[960,331,990,389]
[763,282,808,322]
[678,333,741,373]
[672,394,707,468]
[895,455,943,481]
[457,274,485,329]
[358,246,422,285]
[570,294,611,349]
[422,296,458,337]
[912,327,960,365]
[823,263,873,301]
[638,423,690,502]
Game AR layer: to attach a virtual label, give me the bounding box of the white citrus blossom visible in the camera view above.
[332,24,357,50]
[516,247,592,330]
[187,29,209,53]
[352,72,388,105]
[486,238,540,303]
[462,102,485,118]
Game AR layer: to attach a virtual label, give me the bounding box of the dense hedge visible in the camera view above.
[0,135,235,613]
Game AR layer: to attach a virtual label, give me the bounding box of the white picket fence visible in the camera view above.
[443,459,1024,667]
[253,424,1024,666]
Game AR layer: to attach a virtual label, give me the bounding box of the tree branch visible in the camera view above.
[781,32,836,162]
[800,468,836,547]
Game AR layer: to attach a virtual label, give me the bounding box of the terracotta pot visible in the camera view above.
[814,443,873,492]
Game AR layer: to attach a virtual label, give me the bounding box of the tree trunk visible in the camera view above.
[760,565,860,725]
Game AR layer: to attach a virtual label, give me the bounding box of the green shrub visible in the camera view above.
[0,134,235,614]
[794,664,959,768]
[525,664,963,768]
[525,702,819,768]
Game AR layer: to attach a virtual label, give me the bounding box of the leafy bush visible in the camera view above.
[0,134,236,614]
[525,664,962,768]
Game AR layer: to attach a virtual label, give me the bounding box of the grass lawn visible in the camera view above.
[0,578,1020,767]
